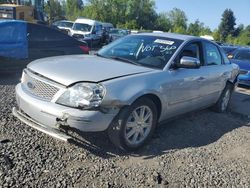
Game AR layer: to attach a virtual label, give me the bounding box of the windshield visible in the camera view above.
[73,23,92,32]
[98,35,183,69]
[59,22,73,28]
[110,29,128,36]
[234,49,250,61]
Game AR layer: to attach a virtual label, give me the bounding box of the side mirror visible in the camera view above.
[92,30,96,34]
[227,54,233,59]
[177,56,201,69]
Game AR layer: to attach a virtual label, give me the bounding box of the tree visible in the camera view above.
[82,0,157,29]
[44,0,64,23]
[66,0,83,20]
[155,12,171,31]
[187,20,203,36]
[233,25,250,45]
[218,9,236,41]
[187,20,211,36]
[127,0,157,30]
[168,8,187,33]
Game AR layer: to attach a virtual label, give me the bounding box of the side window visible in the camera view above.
[204,42,222,66]
[28,24,71,42]
[178,42,203,65]
[95,24,102,34]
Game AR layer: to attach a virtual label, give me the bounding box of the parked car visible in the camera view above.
[229,48,250,86]
[221,46,238,57]
[13,33,239,151]
[70,18,103,48]
[101,22,114,44]
[52,20,74,34]
[109,28,130,42]
[0,20,89,71]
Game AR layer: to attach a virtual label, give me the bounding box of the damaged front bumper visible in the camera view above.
[12,107,73,142]
[13,83,119,141]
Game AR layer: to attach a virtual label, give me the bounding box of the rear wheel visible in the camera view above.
[212,84,233,113]
[108,98,158,151]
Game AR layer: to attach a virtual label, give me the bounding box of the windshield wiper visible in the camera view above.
[96,53,141,66]
[109,56,141,66]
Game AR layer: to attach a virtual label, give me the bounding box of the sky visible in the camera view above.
[155,0,250,30]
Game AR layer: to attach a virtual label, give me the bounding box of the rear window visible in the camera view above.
[28,24,73,42]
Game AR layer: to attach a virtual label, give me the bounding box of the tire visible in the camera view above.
[212,83,233,113]
[108,98,158,151]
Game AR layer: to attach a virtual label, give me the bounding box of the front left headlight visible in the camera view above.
[56,83,106,109]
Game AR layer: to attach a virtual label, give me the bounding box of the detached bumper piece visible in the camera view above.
[12,107,73,142]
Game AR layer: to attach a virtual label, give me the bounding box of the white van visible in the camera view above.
[70,18,103,47]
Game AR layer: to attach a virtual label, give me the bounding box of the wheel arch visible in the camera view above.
[132,93,162,121]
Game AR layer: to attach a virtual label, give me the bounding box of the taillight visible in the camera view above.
[79,45,90,54]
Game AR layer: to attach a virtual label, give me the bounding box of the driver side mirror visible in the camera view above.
[176,56,201,69]
[92,30,96,34]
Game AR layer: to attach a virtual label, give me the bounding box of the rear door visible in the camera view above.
[199,41,230,104]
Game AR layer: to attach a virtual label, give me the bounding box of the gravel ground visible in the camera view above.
[0,74,250,187]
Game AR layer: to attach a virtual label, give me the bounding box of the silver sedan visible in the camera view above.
[13,33,239,151]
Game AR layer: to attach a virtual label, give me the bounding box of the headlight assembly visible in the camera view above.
[56,83,106,109]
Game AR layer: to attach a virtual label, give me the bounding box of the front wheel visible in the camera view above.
[212,84,233,113]
[108,98,158,151]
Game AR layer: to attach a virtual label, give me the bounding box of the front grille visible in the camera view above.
[22,70,60,101]
[240,70,248,75]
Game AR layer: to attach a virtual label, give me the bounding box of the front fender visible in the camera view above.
[101,71,165,108]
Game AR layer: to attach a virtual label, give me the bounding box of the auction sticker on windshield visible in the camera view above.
[154,39,175,45]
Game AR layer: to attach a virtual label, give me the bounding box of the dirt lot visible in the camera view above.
[0,73,250,187]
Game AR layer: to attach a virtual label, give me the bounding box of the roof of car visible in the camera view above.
[0,4,25,7]
[0,19,26,24]
[137,32,203,41]
[75,18,101,25]
[56,20,73,23]
[102,22,114,27]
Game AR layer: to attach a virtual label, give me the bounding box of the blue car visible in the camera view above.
[0,20,89,60]
[230,48,250,87]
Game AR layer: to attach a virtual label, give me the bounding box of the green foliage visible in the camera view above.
[117,20,137,29]
[212,30,221,41]
[218,9,236,41]
[65,0,83,21]
[155,12,171,32]
[81,0,157,29]
[225,25,250,46]
[44,0,64,23]
[187,20,211,36]
[168,8,187,33]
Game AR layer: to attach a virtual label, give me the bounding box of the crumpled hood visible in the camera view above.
[27,55,153,86]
